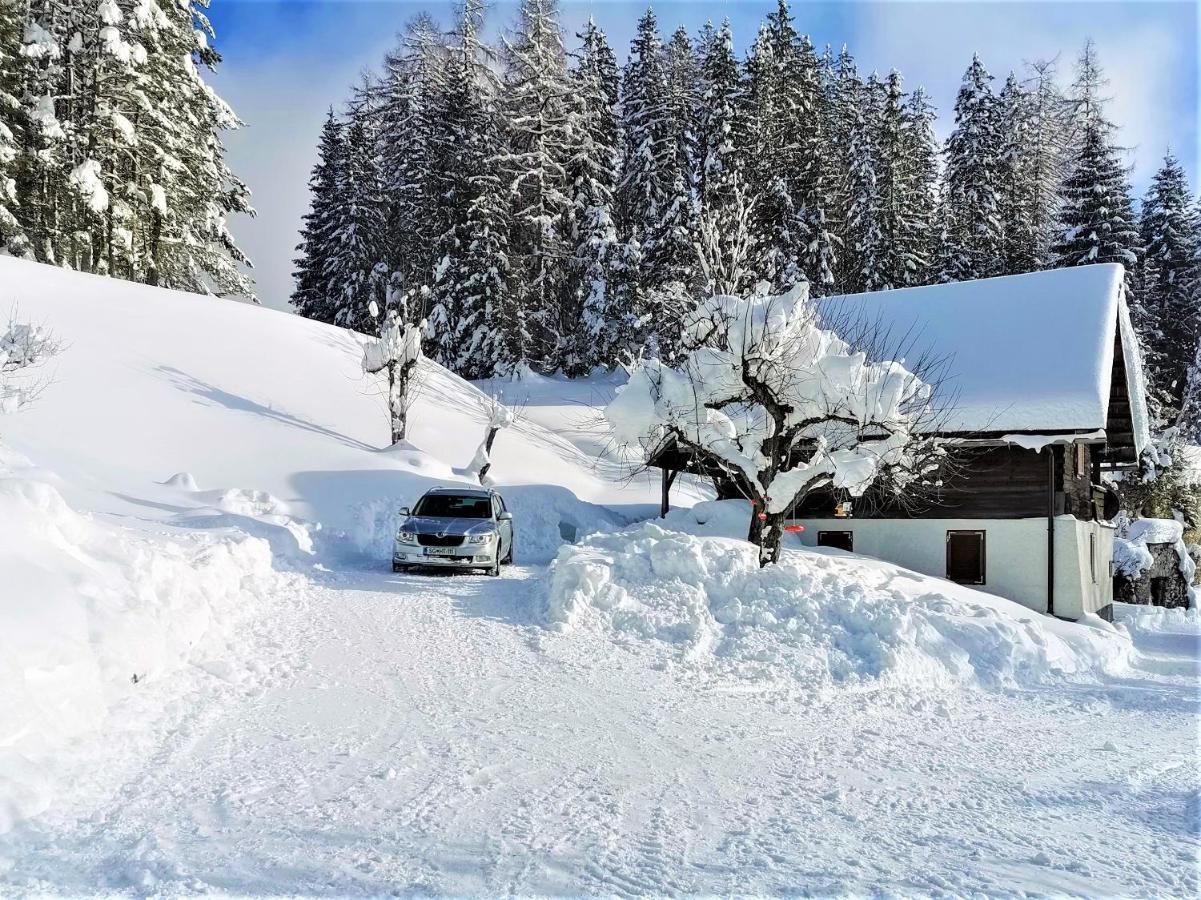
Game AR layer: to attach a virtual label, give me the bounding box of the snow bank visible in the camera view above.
[0,451,286,833]
[544,523,1130,691]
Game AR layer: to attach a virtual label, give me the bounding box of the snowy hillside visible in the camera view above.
[1,258,1198,896]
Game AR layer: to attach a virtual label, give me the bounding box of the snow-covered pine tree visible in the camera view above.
[325,115,387,334]
[843,73,887,294]
[428,0,514,378]
[375,15,445,295]
[128,0,255,296]
[616,8,668,242]
[292,111,346,324]
[938,54,1003,283]
[1137,151,1200,418]
[4,0,253,296]
[696,20,743,209]
[0,1,28,257]
[563,20,632,373]
[996,72,1039,276]
[496,0,573,372]
[1051,44,1140,285]
[662,25,699,197]
[746,2,834,293]
[792,33,837,293]
[828,45,871,293]
[897,86,940,286]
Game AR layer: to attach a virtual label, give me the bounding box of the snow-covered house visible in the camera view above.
[654,264,1151,621]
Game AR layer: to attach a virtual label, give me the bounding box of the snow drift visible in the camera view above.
[545,520,1131,691]
[0,449,288,833]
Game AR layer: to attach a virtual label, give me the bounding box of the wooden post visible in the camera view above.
[660,468,678,518]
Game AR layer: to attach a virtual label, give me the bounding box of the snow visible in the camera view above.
[0,446,291,834]
[819,263,1150,454]
[0,257,1196,895]
[545,520,1129,691]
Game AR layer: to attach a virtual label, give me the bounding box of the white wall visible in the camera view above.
[791,516,1113,619]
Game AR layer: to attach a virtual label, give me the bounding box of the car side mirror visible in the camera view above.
[398,506,410,517]
[497,511,513,521]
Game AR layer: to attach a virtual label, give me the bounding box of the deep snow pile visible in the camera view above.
[545,519,1131,691]
[0,448,288,833]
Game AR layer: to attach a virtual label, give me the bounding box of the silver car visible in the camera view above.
[392,487,514,576]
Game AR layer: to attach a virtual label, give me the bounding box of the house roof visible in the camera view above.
[817,264,1150,462]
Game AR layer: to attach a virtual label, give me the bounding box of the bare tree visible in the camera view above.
[362,276,425,445]
[605,283,951,565]
[1,312,61,416]
[465,390,525,484]
[695,175,759,297]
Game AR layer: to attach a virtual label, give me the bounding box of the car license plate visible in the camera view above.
[424,548,458,557]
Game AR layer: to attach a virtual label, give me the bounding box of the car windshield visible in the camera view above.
[413,494,493,519]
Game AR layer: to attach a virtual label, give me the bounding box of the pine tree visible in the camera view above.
[1053,42,1140,281]
[1137,151,1200,417]
[843,74,886,293]
[496,0,573,371]
[375,15,445,293]
[428,0,514,378]
[325,116,387,333]
[939,54,1003,282]
[696,20,743,208]
[897,86,940,286]
[564,20,632,373]
[292,111,346,324]
[616,8,669,242]
[0,1,28,257]
[996,72,1039,275]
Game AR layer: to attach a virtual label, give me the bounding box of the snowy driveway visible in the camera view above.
[2,564,1198,897]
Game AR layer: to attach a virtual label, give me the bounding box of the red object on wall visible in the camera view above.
[783,524,805,533]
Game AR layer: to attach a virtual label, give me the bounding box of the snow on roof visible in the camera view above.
[818,264,1149,454]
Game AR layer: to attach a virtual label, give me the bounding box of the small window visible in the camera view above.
[946,530,986,585]
[1075,443,1087,477]
[818,531,854,552]
[1089,533,1097,584]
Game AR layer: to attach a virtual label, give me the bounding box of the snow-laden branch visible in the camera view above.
[606,282,944,564]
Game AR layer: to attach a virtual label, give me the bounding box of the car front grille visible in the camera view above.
[417,533,465,548]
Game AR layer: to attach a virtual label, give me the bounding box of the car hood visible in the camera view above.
[401,517,495,537]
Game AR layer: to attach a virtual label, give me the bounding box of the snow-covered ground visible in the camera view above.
[1,257,1197,896]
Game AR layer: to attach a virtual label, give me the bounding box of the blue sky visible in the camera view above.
[205,1,1199,310]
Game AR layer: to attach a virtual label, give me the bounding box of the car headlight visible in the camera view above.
[466,532,494,544]
[397,529,418,544]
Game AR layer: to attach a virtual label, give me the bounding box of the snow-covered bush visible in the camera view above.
[605,283,945,564]
[0,314,59,414]
[362,307,423,445]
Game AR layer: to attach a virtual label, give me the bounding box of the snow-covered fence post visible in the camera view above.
[466,392,519,485]
[362,298,424,447]
[0,313,61,417]
[604,283,949,566]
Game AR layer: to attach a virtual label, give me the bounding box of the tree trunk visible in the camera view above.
[745,502,786,567]
[388,359,407,445]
